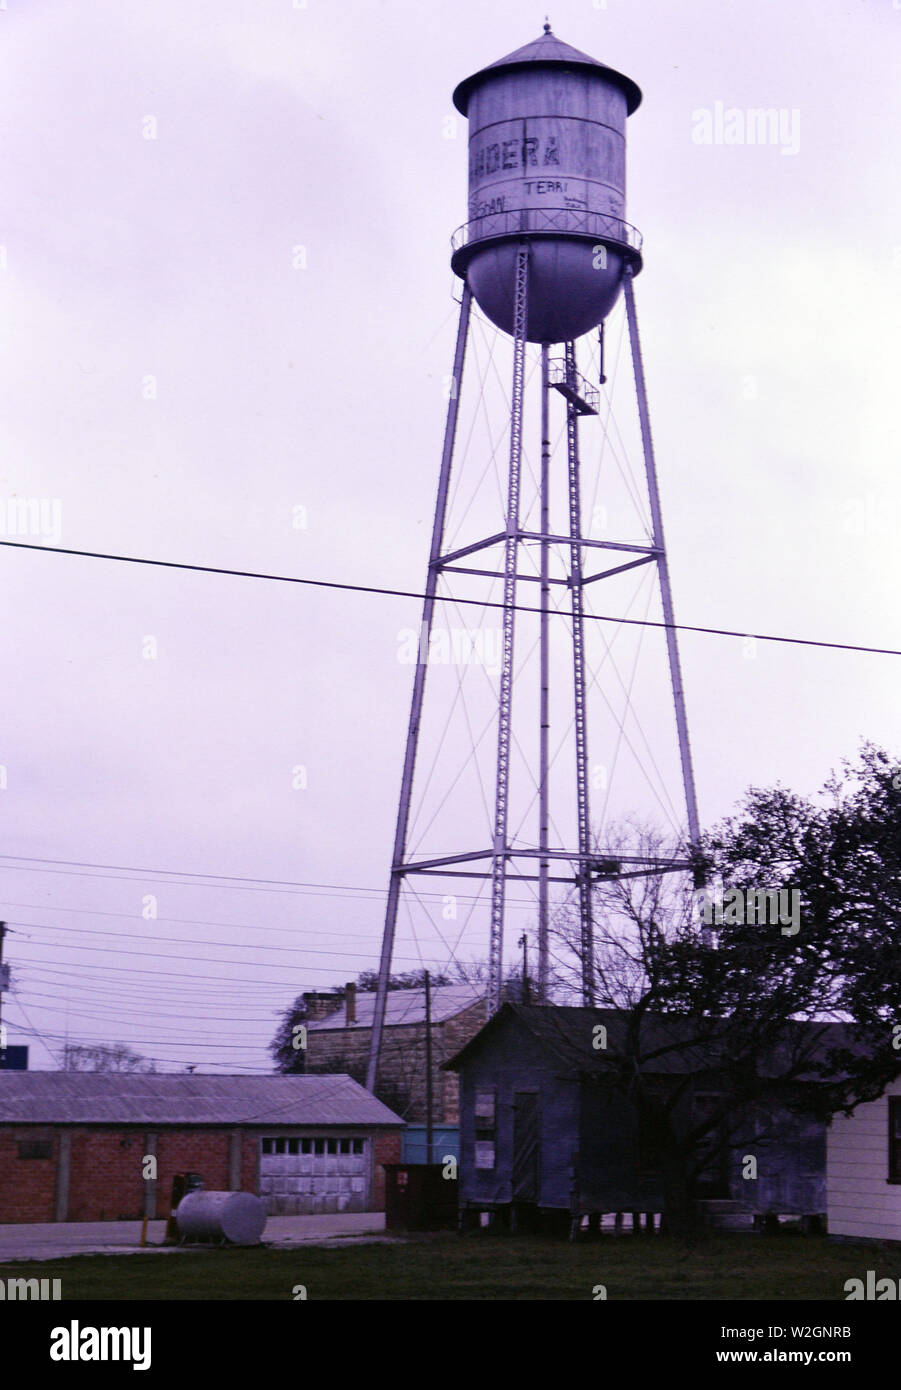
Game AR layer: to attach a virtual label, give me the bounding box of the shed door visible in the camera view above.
[512,1093,540,1202]
[691,1094,730,1200]
[258,1137,369,1215]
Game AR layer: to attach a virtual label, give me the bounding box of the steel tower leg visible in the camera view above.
[488,245,530,1012]
[537,343,551,1002]
[365,286,472,1093]
[564,341,595,1005]
[623,271,702,849]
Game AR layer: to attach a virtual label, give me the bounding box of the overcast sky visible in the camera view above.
[0,0,898,1072]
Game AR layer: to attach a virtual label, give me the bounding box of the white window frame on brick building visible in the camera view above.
[260,1136,364,1156]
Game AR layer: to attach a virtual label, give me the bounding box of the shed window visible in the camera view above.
[17,1140,52,1160]
[352,1139,364,1155]
[475,1141,496,1169]
[691,1091,729,1197]
[287,1139,299,1156]
[474,1088,497,1170]
[475,1090,496,1124]
[889,1098,901,1183]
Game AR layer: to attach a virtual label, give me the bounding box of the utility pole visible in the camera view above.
[424,970,434,1166]
[0,922,7,1053]
[519,933,530,1004]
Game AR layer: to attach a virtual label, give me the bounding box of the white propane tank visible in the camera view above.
[176,1190,267,1245]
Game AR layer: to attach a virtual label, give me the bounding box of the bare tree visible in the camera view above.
[551,819,692,1007]
[60,1042,157,1073]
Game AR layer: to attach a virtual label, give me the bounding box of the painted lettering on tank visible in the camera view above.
[523,181,568,196]
[469,135,562,181]
[470,195,507,219]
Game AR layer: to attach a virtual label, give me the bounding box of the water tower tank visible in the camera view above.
[451,26,643,344]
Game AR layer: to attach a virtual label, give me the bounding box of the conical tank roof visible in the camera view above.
[452,26,642,117]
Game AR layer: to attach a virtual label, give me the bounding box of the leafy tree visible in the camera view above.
[551,746,901,1235]
[353,968,454,993]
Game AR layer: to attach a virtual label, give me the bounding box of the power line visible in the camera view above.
[7,936,443,975]
[3,918,462,966]
[7,940,353,981]
[11,989,277,1040]
[0,953,327,988]
[0,857,540,908]
[14,958,291,996]
[1,1013,273,1072]
[0,898,496,943]
[14,973,281,1018]
[2,537,898,658]
[7,930,490,980]
[0,855,410,892]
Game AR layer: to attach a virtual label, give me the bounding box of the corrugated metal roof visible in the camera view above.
[307,983,486,1032]
[0,1072,403,1127]
[443,1003,864,1080]
[453,28,642,117]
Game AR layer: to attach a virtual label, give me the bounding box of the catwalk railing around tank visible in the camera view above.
[451,206,643,257]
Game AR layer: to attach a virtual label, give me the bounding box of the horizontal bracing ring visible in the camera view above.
[396,848,692,873]
[432,532,661,569]
[397,865,693,883]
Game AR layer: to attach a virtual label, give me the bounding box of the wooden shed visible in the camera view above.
[444,1004,834,1232]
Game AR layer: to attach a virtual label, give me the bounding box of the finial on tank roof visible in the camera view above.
[544,18,552,34]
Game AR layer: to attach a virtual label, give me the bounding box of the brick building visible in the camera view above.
[0,1072,402,1223]
[303,983,488,1124]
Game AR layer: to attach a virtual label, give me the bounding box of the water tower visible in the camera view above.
[366,27,701,1090]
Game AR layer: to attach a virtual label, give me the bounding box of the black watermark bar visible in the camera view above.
[5,1298,896,1376]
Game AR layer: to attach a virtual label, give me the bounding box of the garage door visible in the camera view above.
[259,1136,370,1215]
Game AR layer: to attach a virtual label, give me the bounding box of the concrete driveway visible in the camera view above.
[0,1212,389,1263]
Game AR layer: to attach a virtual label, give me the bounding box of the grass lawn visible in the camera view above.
[1,1232,898,1300]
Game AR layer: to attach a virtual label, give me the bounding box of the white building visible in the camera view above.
[827,1078,901,1241]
